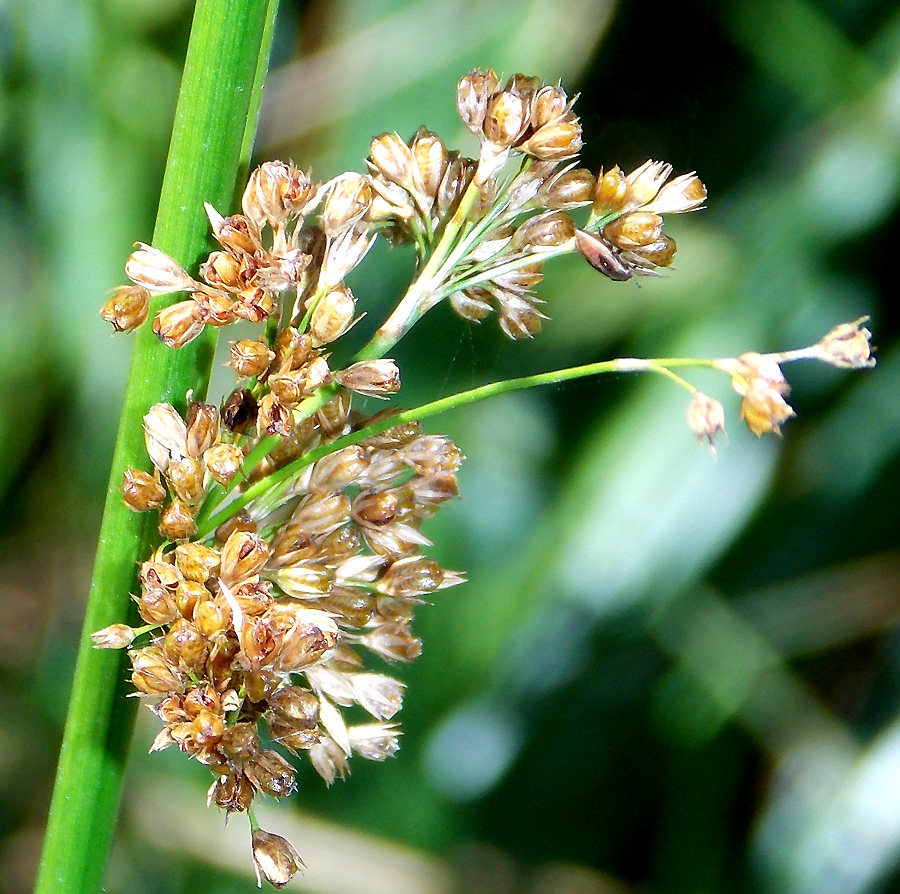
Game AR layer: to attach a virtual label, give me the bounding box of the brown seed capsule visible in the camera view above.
[185,402,219,458]
[158,498,197,541]
[122,468,166,511]
[522,120,583,161]
[361,622,422,662]
[91,623,137,649]
[310,285,356,346]
[136,582,179,625]
[457,68,499,134]
[271,608,339,674]
[319,589,376,627]
[152,300,205,349]
[592,166,629,216]
[499,296,544,340]
[368,131,417,189]
[257,393,293,437]
[634,234,677,268]
[205,206,260,255]
[174,542,220,583]
[165,456,205,505]
[199,250,242,289]
[353,490,400,528]
[450,289,493,322]
[221,388,258,433]
[334,359,401,397]
[378,556,444,598]
[101,285,150,332]
[531,84,570,127]
[483,90,530,148]
[210,772,255,814]
[603,212,664,250]
[203,442,244,486]
[251,828,305,888]
[510,211,576,249]
[292,492,352,538]
[411,127,449,202]
[214,510,257,544]
[130,646,182,694]
[164,618,208,670]
[308,446,370,494]
[220,530,270,585]
[542,168,595,209]
[243,160,314,228]
[230,339,274,379]
[174,579,210,619]
[574,229,633,281]
[269,686,320,729]
[193,596,232,638]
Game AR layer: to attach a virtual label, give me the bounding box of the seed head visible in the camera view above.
[686,392,727,458]
[812,317,876,369]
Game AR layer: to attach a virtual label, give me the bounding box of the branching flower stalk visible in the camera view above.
[92,69,875,887]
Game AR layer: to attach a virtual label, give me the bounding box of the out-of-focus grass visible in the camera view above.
[3,0,899,891]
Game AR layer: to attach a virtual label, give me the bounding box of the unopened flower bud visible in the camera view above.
[411,127,449,201]
[368,132,418,190]
[152,300,204,349]
[310,286,356,346]
[185,402,219,458]
[230,339,274,379]
[92,623,137,649]
[813,317,876,369]
[122,468,166,511]
[686,392,727,458]
[101,285,150,332]
[334,359,400,397]
[125,243,195,294]
[322,174,373,237]
[144,403,188,473]
[457,69,499,134]
[251,829,304,889]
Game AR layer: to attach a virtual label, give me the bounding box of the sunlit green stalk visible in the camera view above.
[35,1,279,891]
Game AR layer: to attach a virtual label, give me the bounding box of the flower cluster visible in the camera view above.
[94,69,875,886]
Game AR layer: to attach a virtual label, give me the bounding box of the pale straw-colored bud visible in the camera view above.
[644,171,707,214]
[151,300,205,349]
[91,623,136,649]
[310,285,356,346]
[174,541,220,583]
[378,556,444,598]
[334,359,400,397]
[411,127,449,202]
[483,89,530,148]
[625,159,673,209]
[686,392,727,458]
[243,160,314,228]
[360,622,422,662]
[272,608,340,674]
[101,285,150,332]
[457,68,499,134]
[185,401,219,458]
[401,433,463,474]
[158,498,197,540]
[230,338,274,379]
[450,289,493,322]
[368,132,420,192]
[257,393,293,437]
[322,174,373,237]
[812,317,876,368]
[320,226,376,289]
[348,723,401,760]
[522,120,583,161]
[574,229,633,281]
[739,377,795,436]
[603,212,664,250]
[203,442,243,486]
[165,456,205,505]
[271,564,332,596]
[125,243,196,294]
[351,673,405,720]
[499,295,545,340]
[121,468,166,511]
[308,445,370,493]
[221,388,258,433]
[308,734,350,785]
[592,166,629,216]
[220,530,270,585]
[542,167,595,209]
[204,204,260,254]
[143,403,188,473]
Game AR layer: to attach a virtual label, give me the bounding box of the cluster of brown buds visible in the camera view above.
[94,69,875,886]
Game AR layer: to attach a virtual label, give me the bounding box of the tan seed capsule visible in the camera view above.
[91,623,137,649]
[368,131,417,188]
[268,686,320,728]
[193,596,232,638]
[542,168,595,209]
[378,556,444,598]
[158,499,197,541]
[203,442,244,486]
[210,772,255,815]
[185,402,219,458]
[136,584,179,625]
[522,120,583,161]
[205,206,260,255]
[450,289,493,322]
[511,211,576,249]
[457,68,499,134]
[411,127,448,201]
[125,243,195,294]
[308,445,370,493]
[174,542,220,583]
[592,166,629,216]
[121,467,166,511]
[273,326,312,372]
[220,530,270,585]
[335,359,400,397]
[353,490,400,528]
[322,173,373,237]
[635,234,676,268]
[230,339,274,379]
[174,579,211,619]
[165,456,205,505]
[151,300,205,349]
[251,829,305,888]
[483,90,529,148]
[164,618,207,670]
[319,588,376,627]
[199,250,242,288]
[499,297,544,339]
[214,510,257,544]
[101,285,150,332]
[531,84,570,127]
[130,646,182,694]
[292,492,352,538]
[310,286,356,346]
[603,212,664,250]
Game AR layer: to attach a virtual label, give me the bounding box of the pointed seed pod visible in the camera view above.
[310,285,356,346]
[230,339,274,379]
[185,401,219,458]
[203,442,244,486]
[158,499,198,541]
[335,359,400,397]
[457,68,499,134]
[122,468,166,511]
[152,300,205,349]
[101,285,150,332]
[219,530,270,585]
[251,829,305,888]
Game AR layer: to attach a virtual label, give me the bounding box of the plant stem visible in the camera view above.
[34,2,279,891]
[197,355,721,537]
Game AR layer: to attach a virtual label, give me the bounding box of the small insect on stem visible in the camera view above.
[575,229,633,281]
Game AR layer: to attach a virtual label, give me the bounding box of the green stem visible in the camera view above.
[35,2,279,891]
[197,355,721,537]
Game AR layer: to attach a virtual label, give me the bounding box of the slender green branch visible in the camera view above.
[35,2,279,891]
[196,354,722,537]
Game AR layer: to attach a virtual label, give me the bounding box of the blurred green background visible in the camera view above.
[2,0,900,891]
